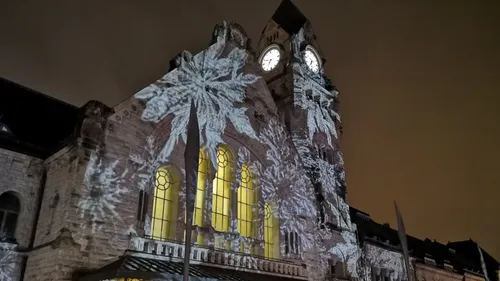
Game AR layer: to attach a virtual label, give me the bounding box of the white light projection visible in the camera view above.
[129,136,160,192]
[77,152,129,237]
[207,115,319,255]
[364,243,408,281]
[292,136,349,226]
[291,28,340,147]
[288,26,363,279]
[135,21,259,169]
[128,136,160,237]
[250,118,317,248]
[0,243,16,281]
[330,231,363,278]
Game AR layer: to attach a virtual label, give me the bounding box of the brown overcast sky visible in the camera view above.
[0,0,499,259]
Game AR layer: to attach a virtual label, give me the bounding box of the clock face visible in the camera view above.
[260,47,281,71]
[304,47,320,73]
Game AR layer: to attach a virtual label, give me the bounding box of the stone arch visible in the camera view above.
[0,191,21,242]
[149,164,181,241]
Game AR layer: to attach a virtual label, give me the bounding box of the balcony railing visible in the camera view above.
[129,236,307,279]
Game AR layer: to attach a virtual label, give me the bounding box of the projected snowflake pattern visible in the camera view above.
[129,135,160,192]
[135,21,259,169]
[78,153,128,234]
[291,28,340,146]
[331,231,363,278]
[250,118,317,248]
[0,243,16,281]
[77,20,364,281]
[365,244,406,280]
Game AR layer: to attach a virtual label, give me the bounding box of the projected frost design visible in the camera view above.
[331,231,363,278]
[0,243,16,281]
[130,136,160,192]
[251,118,317,247]
[78,153,128,235]
[135,22,259,168]
[365,244,406,280]
[81,19,359,281]
[291,28,340,146]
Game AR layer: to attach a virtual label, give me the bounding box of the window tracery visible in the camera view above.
[211,146,233,233]
[237,163,254,238]
[151,167,179,240]
[194,149,209,228]
[184,149,209,245]
[264,202,279,259]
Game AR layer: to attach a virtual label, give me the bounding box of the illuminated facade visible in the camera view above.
[0,1,498,281]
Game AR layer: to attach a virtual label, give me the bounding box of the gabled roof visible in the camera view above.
[0,77,79,158]
[75,255,301,281]
[448,240,500,281]
[271,0,308,35]
[350,207,485,276]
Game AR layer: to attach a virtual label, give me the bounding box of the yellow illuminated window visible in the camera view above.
[184,149,209,245]
[151,167,179,240]
[238,163,254,238]
[211,146,232,232]
[194,149,209,227]
[264,202,279,259]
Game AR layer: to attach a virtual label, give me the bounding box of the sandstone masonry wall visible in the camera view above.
[0,148,44,248]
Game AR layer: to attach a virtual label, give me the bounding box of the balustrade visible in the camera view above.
[129,236,307,279]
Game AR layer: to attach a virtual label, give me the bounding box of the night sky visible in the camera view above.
[1,0,499,259]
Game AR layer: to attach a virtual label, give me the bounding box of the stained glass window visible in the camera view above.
[194,149,209,227]
[212,146,232,233]
[184,149,209,245]
[264,202,279,259]
[238,163,254,238]
[151,167,179,240]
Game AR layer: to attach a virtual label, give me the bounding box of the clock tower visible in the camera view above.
[256,0,348,229]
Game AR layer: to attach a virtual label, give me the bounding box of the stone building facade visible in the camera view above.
[350,208,492,281]
[0,1,497,281]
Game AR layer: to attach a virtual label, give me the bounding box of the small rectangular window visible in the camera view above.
[424,257,436,266]
[137,191,148,223]
[285,231,300,255]
[137,190,144,221]
[284,231,289,254]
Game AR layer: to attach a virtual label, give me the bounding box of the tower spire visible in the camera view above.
[271,0,308,35]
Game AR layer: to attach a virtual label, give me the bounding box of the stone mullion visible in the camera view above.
[203,168,215,247]
[229,161,240,251]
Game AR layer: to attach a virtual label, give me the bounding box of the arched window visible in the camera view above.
[0,192,20,241]
[194,149,209,227]
[212,146,233,232]
[184,149,209,245]
[264,202,280,259]
[151,167,179,241]
[238,163,254,238]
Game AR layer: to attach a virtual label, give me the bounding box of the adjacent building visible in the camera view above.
[0,1,497,281]
[350,208,496,281]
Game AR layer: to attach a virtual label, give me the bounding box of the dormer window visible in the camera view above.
[0,192,20,242]
[0,121,12,134]
[424,257,436,266]
[444,263,454,271]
